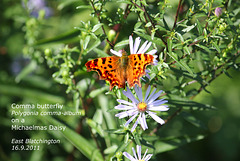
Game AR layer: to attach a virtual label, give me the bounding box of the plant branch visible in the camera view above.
[172,0,183,30]
[131,0,167,48]
[204,0,214,30]
[113,4,131,45]
[89,0,113,48]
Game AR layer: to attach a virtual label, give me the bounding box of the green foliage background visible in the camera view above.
[0,0,240,161]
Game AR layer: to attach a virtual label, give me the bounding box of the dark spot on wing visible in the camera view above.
[144,54,148,61]
[94,59,98,66]
[102,58,106,64]
[108,64,112,68]
[138,54,141,60]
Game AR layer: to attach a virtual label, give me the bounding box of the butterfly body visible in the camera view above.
[85,52,154,90]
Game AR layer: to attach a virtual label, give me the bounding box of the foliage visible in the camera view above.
[0,0,240,161]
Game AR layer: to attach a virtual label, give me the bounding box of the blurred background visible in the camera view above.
[0,0,240,161]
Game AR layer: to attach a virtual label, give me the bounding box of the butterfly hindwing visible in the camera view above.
[127,54,154,87]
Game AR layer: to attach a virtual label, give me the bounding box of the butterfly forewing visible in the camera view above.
[127,54,154,87]
[85,56,126,90]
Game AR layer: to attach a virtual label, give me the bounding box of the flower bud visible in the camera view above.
[215,7,222,17]
[107,29,116,41]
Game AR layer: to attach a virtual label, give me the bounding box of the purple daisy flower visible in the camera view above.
[115,85,168,132]
[123,145,152,161]
[110,35,158,64]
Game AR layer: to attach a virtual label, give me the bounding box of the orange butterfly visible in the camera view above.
[85,36,157,90]
[85,51,154,90]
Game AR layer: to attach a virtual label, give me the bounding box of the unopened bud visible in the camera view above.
[108,29,116,41]
[215,7,222,17]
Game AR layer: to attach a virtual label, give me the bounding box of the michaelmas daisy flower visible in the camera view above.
[123,145,152,161]
[115,85,168,132]
[110,35,158,64]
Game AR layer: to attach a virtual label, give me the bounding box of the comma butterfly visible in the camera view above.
[85,51,154,90]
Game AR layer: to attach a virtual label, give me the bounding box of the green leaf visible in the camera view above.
[163,17,170,31]
[76,5,92,10]
[167,51,194,75]
[58,0,81,10]
[86,39,101,54]
[98,94,117,129]
[93,48,109,57]
[46,117,104,161]
[0,84,64,104]
[104,145,118,154]
[83,36,90,50]
[196,19,203,35]
[145,22,152,27]
[92,23,103,32]
[180,111,207,129]
[73,92,80,111]
[35,30,79,46]
[89,86,108,98]
[134,22,142,30]
[115,0,133,4]
[176,32,184,42]
[182,24,196,32]
[114,39,129,50]
[212,41,220,53]
[167,37,173,53]
[183,46,191,55]
[86,118,105,137]
[195,44,211,53]
[154,135,205,153]
[167,97,217,110]
[15,60,37,83]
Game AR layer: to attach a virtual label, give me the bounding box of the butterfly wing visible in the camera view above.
[85,56,126,90]
[127,54,154,87]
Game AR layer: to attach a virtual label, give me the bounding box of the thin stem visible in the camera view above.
[142,5,167,47]
[113,4,131,45]
[172,0,183,30]
[89,0,113,48]
[131,0,167,48]
[195,51,240,95]
[204,0,214,30]
[87,124,105,160]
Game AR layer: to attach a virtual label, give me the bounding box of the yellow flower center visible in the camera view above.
[139,160,145,161]
[137,102,147,112]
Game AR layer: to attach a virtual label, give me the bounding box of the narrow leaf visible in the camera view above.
[15,60,37,83]
[46,117,104,161]
[154,135,205,153]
